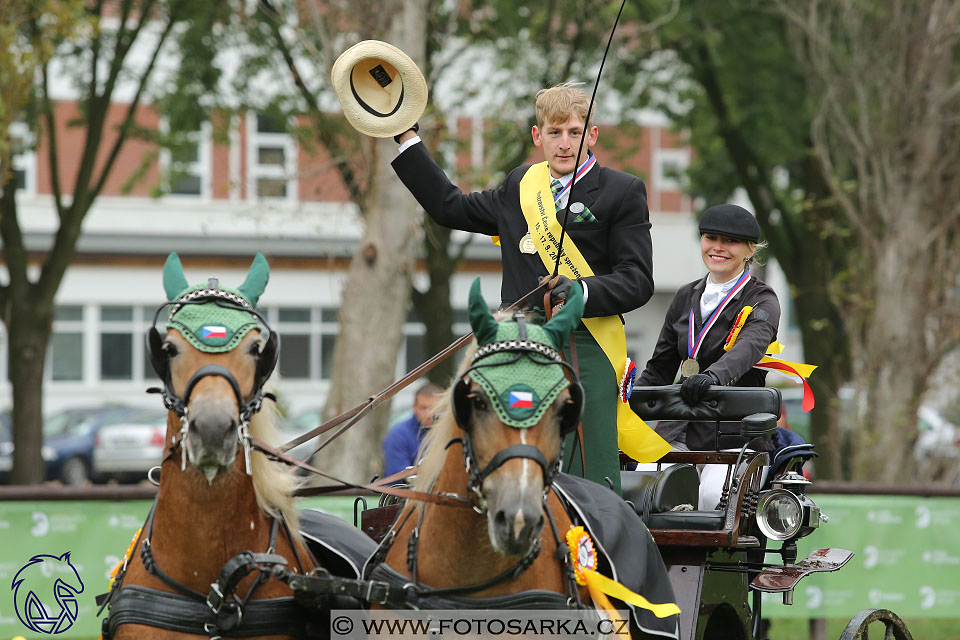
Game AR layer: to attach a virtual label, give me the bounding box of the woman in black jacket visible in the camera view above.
[637,204,781,450]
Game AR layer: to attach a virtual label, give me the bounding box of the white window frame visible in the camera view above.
[246,112,297,203]
[159,119,212,199]
[653,147,690,193]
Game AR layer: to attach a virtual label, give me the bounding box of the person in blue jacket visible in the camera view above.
[382,382,442,477]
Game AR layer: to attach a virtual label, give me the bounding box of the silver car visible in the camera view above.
[93,410,170,483]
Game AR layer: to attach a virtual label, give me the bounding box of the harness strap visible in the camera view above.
[278,280,555,455]
[279,566,416,607]
[476,444,551,485]
[105,585,310,638]
[250,437,473,508]
[365,563,576,610]
[206,551,289,615]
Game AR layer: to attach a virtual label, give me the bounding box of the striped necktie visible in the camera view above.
[551,179,563,209]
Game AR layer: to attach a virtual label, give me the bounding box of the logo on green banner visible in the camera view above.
[11,551,84,634]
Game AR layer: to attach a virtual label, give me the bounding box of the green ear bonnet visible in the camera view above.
[160,252,271,352]
[465,278,583,428]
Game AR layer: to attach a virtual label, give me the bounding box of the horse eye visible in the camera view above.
[249,342,262,356]
[161,342,178,358]
[470,393,488,412]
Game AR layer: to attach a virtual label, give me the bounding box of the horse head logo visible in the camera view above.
[11,552,84,634]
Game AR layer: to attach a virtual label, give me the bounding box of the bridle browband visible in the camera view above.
[146,288,279,475]
[452,327,584,513]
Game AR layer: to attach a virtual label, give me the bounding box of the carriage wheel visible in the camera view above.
[839,609,913,640]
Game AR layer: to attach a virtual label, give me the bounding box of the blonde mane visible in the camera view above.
[413,337,483,494]
[249,389,302,531]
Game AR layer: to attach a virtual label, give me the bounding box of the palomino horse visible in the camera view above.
[100,253,319,639]
[367,278,588,602]
[364,279,680,638]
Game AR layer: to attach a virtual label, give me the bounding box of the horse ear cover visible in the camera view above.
[237,252,270,307]
[163,252,190,301]
[541,280,584,351]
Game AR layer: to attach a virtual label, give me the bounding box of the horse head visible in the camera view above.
[449,279,584,556]
[147,252,278,482]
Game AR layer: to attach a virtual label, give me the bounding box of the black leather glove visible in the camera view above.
[680,371,718,405]
[539,275,578,309]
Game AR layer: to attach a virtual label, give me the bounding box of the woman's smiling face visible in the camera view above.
[701,233,754,283]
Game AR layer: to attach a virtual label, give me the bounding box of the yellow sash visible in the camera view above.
[518,162,671,462]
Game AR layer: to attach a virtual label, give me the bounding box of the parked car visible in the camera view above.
[93,410,169,483]
[43,406,160,485]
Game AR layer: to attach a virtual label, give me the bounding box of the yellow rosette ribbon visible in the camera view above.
[566,526,680,636]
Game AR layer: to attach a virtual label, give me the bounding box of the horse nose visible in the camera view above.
[493,505,544,553]
[190,405,238,451]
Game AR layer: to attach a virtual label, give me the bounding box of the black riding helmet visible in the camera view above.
[698,204,760,242]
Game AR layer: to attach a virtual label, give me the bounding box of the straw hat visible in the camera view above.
[331,40,427,138]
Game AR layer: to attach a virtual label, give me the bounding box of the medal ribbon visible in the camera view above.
[492,155,598,247]
[553,154,597,205]
[688,271,751,361]
[519,162,671,463]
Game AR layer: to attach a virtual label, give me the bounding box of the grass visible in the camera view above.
[764,617,960,639]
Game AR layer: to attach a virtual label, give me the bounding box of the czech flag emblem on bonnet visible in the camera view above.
[509,391,534,409]
[202,325,227,339]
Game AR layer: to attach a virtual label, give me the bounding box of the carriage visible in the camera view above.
[98,255,913,640]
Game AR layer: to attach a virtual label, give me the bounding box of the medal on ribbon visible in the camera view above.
[686,271,751,377]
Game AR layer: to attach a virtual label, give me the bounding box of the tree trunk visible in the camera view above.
[314,1,428,483]
[7,304,52,485]
[852,226,933,481]
[412,218,458,386]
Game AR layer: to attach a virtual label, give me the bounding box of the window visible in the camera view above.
[100,306,135,380]
[161,122,211,197]
[9,121,35,195]
[49,306,84,381]
[653,148,690,192]
[269,307,339,380]
[247,113,296,201]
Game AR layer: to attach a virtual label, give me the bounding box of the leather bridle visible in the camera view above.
[146,288,279,475]
[450,314,584,513]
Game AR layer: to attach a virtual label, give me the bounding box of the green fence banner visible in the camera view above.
[764,494,960,619]
[0,497,357,639]
[1,494,958,637]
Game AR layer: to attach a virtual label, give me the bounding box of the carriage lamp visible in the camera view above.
[756,482,822,542]
[756,489,803,540]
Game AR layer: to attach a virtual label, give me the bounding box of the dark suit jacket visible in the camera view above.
[392,142,654,318]
[636,275,781,449]
[637,275,781,388]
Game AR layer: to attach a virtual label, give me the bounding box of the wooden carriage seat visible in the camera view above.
[621,386,781,533]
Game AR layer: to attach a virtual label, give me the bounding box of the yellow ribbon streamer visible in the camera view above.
[582,568,682,619]
[519,162,671,463]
